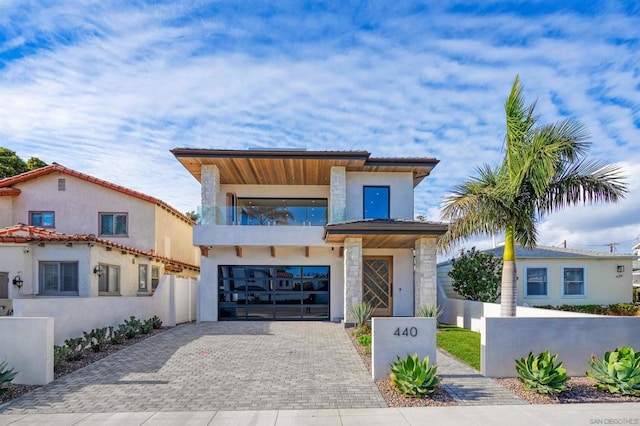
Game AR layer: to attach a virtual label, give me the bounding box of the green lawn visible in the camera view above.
[436,324,481,370]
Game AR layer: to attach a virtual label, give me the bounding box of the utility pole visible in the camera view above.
[563,240,566,248]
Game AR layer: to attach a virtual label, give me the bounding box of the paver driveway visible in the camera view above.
[1,322,386,413]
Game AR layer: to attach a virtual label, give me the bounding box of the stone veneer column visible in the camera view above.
[330,166,346,223]
[343,237,363,324]
[414,237,437,314]
[200,165,220,225]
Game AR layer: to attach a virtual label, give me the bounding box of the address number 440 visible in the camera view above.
[394,327,418,337]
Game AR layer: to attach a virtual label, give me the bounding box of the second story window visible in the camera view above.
[30,211,55,228]
[363,186,390,219]
[99,213,128,236]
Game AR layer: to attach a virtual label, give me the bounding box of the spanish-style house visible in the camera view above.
[437,245,635,306]
[0,164,200,314]
[172,148,448,323]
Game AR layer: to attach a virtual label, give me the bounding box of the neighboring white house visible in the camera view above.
[438,245,634,306]
[0,164,200,314]
[172,148,448,323]
[632,243,640,288]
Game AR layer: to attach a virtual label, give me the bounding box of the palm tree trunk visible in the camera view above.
[500,225,517,317]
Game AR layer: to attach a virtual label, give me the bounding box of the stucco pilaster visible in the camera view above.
[414,237,437,313]
[330,166,346,223]
[201,165,220,225]
[343,237,362,323]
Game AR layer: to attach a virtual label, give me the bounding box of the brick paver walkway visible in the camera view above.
[437,349,527,406]
[0,322,386,414]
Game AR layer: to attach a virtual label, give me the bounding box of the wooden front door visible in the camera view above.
[362,256,393,316]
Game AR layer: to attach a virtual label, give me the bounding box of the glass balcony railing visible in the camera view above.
[197,198,328,226]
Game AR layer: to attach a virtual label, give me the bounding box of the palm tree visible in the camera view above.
[439,76,627,317]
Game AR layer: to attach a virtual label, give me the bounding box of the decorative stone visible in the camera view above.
[414,237,437,313]
[330,166,346,223]
[343,237,362,323]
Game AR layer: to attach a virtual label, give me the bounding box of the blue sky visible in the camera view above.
[1,1,639,254]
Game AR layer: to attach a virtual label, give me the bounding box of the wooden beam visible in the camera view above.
[339,246,344,257]
[200,246,209,257]
[270,246,276,257]
[305,246,310,257]
[235,246,243,257]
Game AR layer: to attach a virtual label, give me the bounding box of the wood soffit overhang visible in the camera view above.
[323,221,449,249]
[171,149,439,187]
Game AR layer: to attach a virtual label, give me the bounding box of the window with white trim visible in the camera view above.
[562,267,586,297]
[151,266,160,291]
[99,213,127,236]
[29,211,55,228]
[39,261,78,296]
[138,264,148,291]
[98,264,120,295]
[525,267,548,297]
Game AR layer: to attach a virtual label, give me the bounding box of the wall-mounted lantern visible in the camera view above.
[93,265,104,277]
[12,276,24,289]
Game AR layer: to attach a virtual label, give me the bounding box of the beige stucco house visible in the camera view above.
[438,245,634,306]
[0,164,199,313]
[172,148,448,323]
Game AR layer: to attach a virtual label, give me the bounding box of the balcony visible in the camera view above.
[194,201,327,247]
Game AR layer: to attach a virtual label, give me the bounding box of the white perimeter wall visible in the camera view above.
[0,317,53,385]
[13,275,197,345]
[482,317,640,377]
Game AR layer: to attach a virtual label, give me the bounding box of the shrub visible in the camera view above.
[357,334,372,347]
[0,362,18,398]
[350,301,374,327]
[448,247,502,302]
[389,353,440,398]
[140,319,154,335]
[607,304,639,316]
[123,316,142,339]
[84,327,109,352]
[110,325,127,345]
[587,346,640,396]
[515,351,570,394]
[54,345,73,368]
[151,315,163,329]
[416,304,443,320]
[64,337,86,361]
[353,324,371,337]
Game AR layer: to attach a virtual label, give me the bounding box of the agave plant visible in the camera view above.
[389,353,440,398]
[515,351,570,394]
[416,304,443,320]
[350,301,374,327]
[587,346,640,396]
[0,361,18,398]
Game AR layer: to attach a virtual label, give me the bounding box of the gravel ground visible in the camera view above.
[346,327,456,407]
[497,377,640,404]
[0,327,169,405]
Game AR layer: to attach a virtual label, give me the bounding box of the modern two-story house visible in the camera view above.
[172,149,448,323]
[0,164,199,309]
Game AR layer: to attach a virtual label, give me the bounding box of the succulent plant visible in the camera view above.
[515,351,570,394]
[350,301,374,327]
[0,362,18,397]
[389,353,440,398]
[587,346,640,396]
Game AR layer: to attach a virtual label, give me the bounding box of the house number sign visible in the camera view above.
[393,327,418,337]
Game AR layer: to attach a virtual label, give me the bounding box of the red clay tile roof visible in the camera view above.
[0,188,21,196]
[0,164,194,225]
[0,224,199,272]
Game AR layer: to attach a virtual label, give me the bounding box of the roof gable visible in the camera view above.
[0,164,193,225]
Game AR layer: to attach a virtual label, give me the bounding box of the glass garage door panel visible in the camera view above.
[218,265,329,320]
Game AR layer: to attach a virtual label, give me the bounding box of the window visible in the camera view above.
[138,265,148,291]
[39,262,78,296]
[525,267,548,297]
[151,266,160,291]
[563,267,586,297]
[363,186,390,219]
[98,264,120,295]
[58,178,66,191]
[99,213,127,236]
[236,198,328,226]
[29,211,55,228]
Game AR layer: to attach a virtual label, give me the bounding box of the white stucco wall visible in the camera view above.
[345,172,414,220]
[0,245,32,299]
[11,174,156,251]
[0,197,13,228]
[0,317,54,385]
[363,248,414,316]
[154,205,198,266]
[198,246,344,322]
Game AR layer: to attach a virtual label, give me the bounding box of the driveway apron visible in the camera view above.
[0,322,386,413]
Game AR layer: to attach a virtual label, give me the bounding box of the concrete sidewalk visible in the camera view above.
[1,404,639,425]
